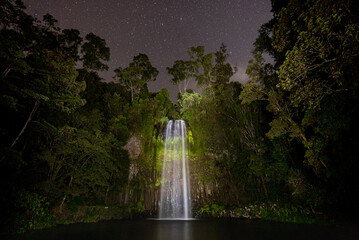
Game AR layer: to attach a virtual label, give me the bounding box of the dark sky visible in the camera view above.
[23,0,273,101]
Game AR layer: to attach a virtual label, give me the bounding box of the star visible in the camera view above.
[24,0,273,101]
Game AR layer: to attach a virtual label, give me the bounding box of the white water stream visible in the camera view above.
[159,120,192,219]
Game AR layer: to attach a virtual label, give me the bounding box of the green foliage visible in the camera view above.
[198,201,316,224]
[81,33,110,71]
[108,114,129,144]
[1,0,358,233]
[167,59,198,93]
[237,0,359,217]
[39,126,121,203]
[14,190,54,233]
[0,2,164,232]
[180,92,202,121]
[32,50,86,113]
[114,54,159,101]
[178,0,359,221]
[236,203,315,224]
[200,203,226,217]
[183,44,235,87]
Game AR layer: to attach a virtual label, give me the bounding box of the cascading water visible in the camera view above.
[159,120,192,219]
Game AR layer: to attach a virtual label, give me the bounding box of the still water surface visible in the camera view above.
[13,219,359,240]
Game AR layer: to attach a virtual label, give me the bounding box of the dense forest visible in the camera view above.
[1,0,359,234]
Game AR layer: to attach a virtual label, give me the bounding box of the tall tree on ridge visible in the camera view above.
[167,60,198,94]
[114,54,158,102]
[81,32,110,71]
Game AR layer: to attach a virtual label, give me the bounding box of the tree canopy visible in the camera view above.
[1,0,359,234]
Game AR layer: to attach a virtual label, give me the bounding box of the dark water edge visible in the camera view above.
[6,219,359,240]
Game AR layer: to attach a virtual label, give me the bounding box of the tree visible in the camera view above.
[187,44,234,88]
[59,28,83,61]
[114,54,158,102]
[212,44,235,86]
[10,50,86,148]
[270,0,359,173]
[240,0,359,213]
[189,46,214,87]
[167,60,197,94]
[81,33,110,71]
[0,0,33,80]
[40,126,119,210]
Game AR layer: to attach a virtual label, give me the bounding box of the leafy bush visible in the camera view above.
[198,201,316,224]
[14,190,55,233]
[200,203,226,217]
[234,202,315,224]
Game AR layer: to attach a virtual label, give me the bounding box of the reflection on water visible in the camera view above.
[156,220,190,240]
[12,219,359,240]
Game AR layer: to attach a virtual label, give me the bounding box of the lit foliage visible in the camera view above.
[1,0,359,233]
[238,0,359,214]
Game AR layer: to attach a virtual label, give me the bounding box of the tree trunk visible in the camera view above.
[184,78,191,93]
[105,173,113,204]
[1,66,12,80]
[59,195,67,213]
[261,176,268,198]
[179,82,183,94]
[11,99,40,148]
[59,176,73,213]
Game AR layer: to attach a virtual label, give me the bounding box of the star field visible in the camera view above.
[23,0,272,101]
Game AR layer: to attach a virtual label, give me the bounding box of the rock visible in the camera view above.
[123,134,141,160]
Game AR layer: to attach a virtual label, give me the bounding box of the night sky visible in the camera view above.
[23,0,272,101]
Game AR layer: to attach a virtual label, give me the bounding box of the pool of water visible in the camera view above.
[11,219,359,240]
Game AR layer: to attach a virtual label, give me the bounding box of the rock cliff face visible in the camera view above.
[123,134,142,160]
[121,131,222,216]
[123,134,143,183]
[122,134,158,213]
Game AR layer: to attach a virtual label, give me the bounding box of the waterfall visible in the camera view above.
[159,120,192,219]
